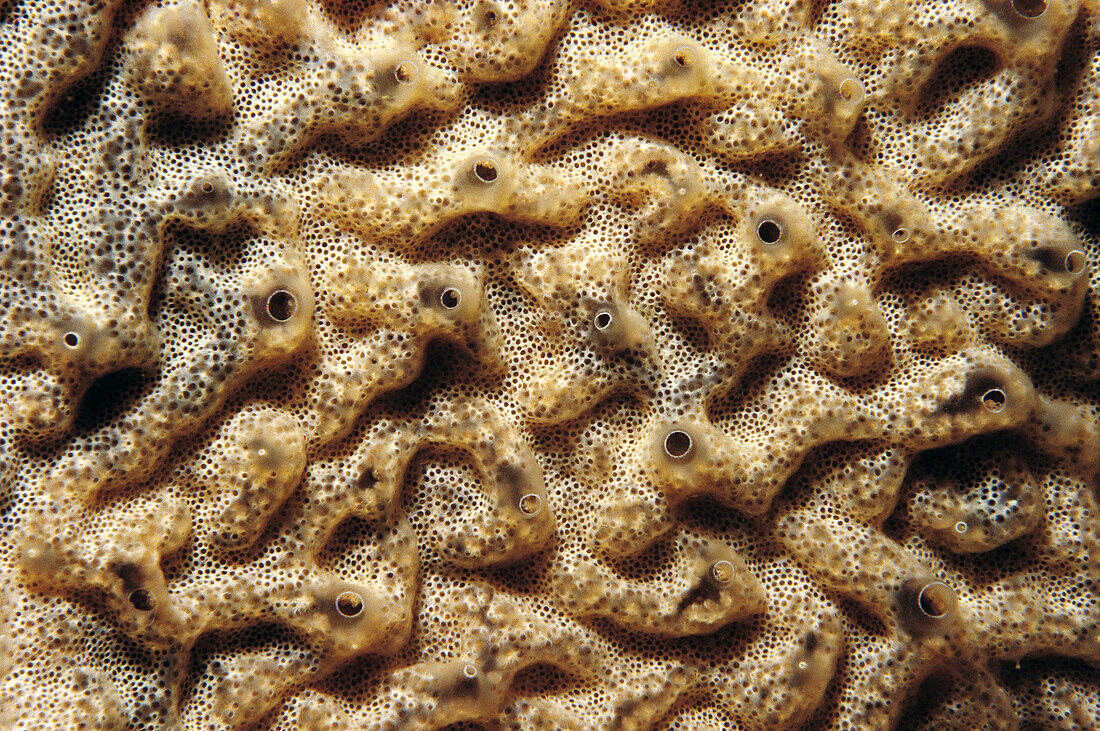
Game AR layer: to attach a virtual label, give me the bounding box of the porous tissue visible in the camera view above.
[0,0,1098,728]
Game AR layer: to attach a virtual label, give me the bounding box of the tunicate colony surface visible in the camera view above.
[0,0,1099,728]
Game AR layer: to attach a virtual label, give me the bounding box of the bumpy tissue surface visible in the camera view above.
[0,0,1098,728]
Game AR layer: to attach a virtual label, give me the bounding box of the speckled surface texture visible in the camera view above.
[0,0,1098,728]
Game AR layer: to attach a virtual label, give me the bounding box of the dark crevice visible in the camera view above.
[606,533,677,582]
[181,623,314,717]
[316,0,380,35]
[38,59,116,138]
[675,574,722,614]
[36,1,133,140]
[72,367,154,435]
[895,669,958,729]
[914,46,1000,119]
[836,596,888,637]
[676,493,756,539]
[1071,195,1100,240]
[706,351,789,423]
[669,314,712,354]
[145,109,234,147]
[960,8,1097,195]
[1053,4,1099,94]
[0,0,18,24]
[147,221,259,323]
[314,515,389,576]
[510,661,577,696]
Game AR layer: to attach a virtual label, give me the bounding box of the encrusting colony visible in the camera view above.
[0,0,1098,728]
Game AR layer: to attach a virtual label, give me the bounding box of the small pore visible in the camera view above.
[664,430,694,460]
[594,311,613,332]
[394,61,417,85]
[981,388,1006,413]
[1012,0,1046,17]
[439,287,461,309]
[709,560,735,586]
[472,158,499,183]
[266,289,297,322]
[757,219,783,244]
[642,158,669,178]
[357,467,377,490]
[63,332,80,348]
[335,590,364,618]
[129,588,155,611]
[838,78,863,102]
[917,581,954,619]
[1065,250,1086,275]
[519,493,542,516]
[673,45,697,68]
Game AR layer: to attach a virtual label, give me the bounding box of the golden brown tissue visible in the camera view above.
[1,0,1099,727]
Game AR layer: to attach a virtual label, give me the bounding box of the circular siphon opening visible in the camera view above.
[594,311,613,332]
[981,388,1006,414]
[663,430,694,460]
[462,664,478,680]
[892,227,911,244]
[673,45,697,68]
[394,61,417,84]
[473,158,499,183]
[483,8,498,25]
[917,581,954,619]
[519,493,542,516]
[200,181,215,194]
[710,560,735,586]
[335,590,364,618]
[756,219,783,244]
[839,78,862,102]
[63,332,80,348]
[954,521,968,534]
[439,287,462,309]
[1011,0,1046,17]
[1065,250,1086,275]
[129,588,155,611]
[265,289,297,323]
